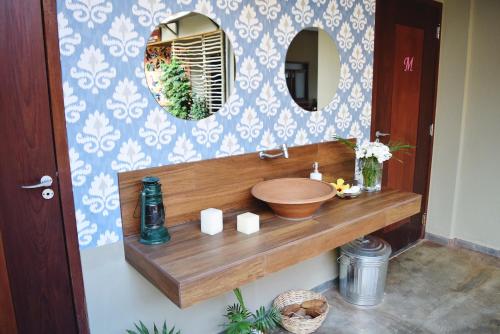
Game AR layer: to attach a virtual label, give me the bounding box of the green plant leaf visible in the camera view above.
[233,288,247,311]
[333,135,357,150]
[140,321,149,334]
[223,288,281,334]
[133,323,143,334]
[223,289,255,333]
[388,142,414,153]
[126,321,179,334]
[225,319,253,334]
[252,306,281,333]
[225,303,251,322]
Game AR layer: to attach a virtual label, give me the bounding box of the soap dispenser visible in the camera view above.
[310,162,323,181]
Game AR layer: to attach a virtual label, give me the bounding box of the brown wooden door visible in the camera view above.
[0,0,88,333]
[0,232,17,333]
[372,0,442,253]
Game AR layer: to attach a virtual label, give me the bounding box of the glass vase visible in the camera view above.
[359,157,383,192]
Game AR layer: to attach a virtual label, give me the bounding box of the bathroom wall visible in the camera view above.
[450,0,500,250]
[56,1,374,332]
[427,0,470,238]
[57,0,375,250]
[427,0,500,250]
[82,241,337,333]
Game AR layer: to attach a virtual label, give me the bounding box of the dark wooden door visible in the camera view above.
[372,0,442,253]
[0,232,17,333]
[0,0,87,333]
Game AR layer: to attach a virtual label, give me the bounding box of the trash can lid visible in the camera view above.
[341,236,391,259]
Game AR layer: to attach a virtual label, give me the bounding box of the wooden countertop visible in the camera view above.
[124,189,421,308]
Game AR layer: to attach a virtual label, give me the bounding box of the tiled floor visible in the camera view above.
[275,241,500,334]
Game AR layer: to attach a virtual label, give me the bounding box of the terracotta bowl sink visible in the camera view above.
[251,178,336,220]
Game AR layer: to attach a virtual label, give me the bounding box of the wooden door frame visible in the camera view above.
[371,0,442,238]
[40,1,90,333]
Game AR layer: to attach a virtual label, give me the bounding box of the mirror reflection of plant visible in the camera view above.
[191,95,210,120]
[161,58,192,120]
[223,288,281,334]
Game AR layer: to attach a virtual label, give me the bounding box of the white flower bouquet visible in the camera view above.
[355,141,392,163]
[335,136,412,192]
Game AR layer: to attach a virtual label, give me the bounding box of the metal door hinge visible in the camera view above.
[422,213,427,226]
[429,123,434,137]
[436,26,441,39]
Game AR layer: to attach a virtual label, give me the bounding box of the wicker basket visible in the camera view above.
[273,290,329,334]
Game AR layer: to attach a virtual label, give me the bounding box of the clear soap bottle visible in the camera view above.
[310,162,322,181]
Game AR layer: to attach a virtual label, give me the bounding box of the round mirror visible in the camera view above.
[285,28,340,112]
[144,12,236,120]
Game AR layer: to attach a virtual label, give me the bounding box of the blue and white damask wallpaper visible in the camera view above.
[56,0,375,249]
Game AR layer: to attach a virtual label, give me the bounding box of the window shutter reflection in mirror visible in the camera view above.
[144,12,236,121]
[171,31,226,114]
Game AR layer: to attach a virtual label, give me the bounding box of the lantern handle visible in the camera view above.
[140,190,146,232]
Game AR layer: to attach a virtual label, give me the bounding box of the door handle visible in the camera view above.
[21,175,53,189]
[375,131,390,138]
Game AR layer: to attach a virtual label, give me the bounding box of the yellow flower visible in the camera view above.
[331,178,350,194]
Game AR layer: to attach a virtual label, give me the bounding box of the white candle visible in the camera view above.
[200,208,223,235]
[237,212,260,235]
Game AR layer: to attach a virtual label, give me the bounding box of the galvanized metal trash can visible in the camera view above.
[338,236,391,306]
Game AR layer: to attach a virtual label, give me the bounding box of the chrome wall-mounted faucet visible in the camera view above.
[259,144,289,159]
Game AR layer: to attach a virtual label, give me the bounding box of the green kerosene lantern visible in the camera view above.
[139,176,170,245]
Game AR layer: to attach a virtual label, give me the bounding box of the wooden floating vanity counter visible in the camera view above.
[124,190,420,308]
[118,141,422,308]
